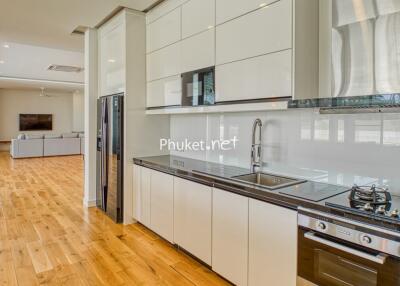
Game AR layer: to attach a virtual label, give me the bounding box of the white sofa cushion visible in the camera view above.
[44,137,81,156]
[62,133,78,138]
[44,134,61,139]
[17,134,26,140]
[11,138,44,158]
[25,134,43,139]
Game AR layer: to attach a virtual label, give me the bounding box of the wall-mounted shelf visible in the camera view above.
[146,101,288,115]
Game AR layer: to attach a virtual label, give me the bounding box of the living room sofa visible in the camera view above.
[10,133,85,158]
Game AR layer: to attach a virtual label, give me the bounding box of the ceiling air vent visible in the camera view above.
[47,65,83,73]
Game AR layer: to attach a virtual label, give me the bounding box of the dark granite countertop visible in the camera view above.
[133,155,400,232]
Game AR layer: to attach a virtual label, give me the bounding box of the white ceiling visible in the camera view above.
[0,0,160,52]
[0,42,84,83]
[0,0,161,91]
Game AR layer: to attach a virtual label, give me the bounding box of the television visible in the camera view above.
[19,114,53,131]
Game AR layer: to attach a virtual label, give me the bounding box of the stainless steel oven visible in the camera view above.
[298,207,400,286]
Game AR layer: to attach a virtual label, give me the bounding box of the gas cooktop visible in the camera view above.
[325,184,400,220]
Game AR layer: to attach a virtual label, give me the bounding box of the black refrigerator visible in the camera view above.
[96,94,123,223]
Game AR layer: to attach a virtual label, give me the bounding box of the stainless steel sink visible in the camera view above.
[232,172,306,190]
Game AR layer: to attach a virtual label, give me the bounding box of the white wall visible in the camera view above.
[0,88,74,140]
[170,110,400,194]
[72,91,85,132]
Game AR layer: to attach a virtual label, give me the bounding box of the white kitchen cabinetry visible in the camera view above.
[182,0,215,39]
[216,0,277,25]
[216,50,292,102]
[150,170,174,242]
[174,177,212,264]
[98,16,125,96]
[147,8,181,53]
[146,75,182,108]
[181,29,215,73]
[216,0,292,65]
[212,188,249,286]
[147,42,181,81]
[248,199,297,286]
[138,166,151,228]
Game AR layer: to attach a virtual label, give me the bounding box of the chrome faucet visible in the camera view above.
[251,118,262,172]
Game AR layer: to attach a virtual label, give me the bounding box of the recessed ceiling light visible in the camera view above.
[0,60,4,64]
[259,3,267,8]
[108,59,116,63]
[3,44,9,48]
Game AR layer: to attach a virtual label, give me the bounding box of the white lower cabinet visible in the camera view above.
[248,198,297,286]
[174,177,212,264]
[212,188,249,286]
[150,170,174,242]
[138,166,152,228]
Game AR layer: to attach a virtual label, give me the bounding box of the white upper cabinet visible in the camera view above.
[182,0,215,38]
[146,8,181,53]
[248,199,297,286]
[146,75,182,108]
[216,50,292,102]
[216,0,277,24]
[216,0,292,65]
[147,0,185,24]
[181,29,215,73]
[174,177,212,264]
[146,41,181,81]
[150,170,174,242]
[212,188,249,286]
[98,15,125,96]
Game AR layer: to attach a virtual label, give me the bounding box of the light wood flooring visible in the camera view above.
[0,152,230,286]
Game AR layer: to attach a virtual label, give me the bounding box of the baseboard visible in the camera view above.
[83,199,96,208]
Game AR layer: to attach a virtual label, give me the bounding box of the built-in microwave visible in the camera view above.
[181,66,215,106]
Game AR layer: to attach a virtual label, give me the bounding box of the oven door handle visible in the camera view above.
[304,231,387,264]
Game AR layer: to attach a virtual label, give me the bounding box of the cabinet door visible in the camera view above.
[132,164,141,221]
[216,50,292,102]
[216,0,277,24]
[147,75,182,108]
[248,199,297,286]
[147,7,181,53]
[147,42,181,81]
[181,29,215,73]
[174,177,212,264]
[150,170,174,242]
[139,167,151,228]
[212,188,248,286]
[216,0,292,65]
[99,18,125,96]
[182,0,215,38]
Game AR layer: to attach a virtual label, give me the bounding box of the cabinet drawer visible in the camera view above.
[147,8,181,53]
[216,0,292,65]
[216,0,277,24]
[147,42,181,81]
[147,75,182,108]
[181,29,215,73]
[182,0,215,38]
[216,50,292,102]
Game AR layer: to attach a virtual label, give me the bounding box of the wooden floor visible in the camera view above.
[0,152,230,286]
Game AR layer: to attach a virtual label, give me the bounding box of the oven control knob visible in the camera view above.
[317,221,327,230]
[391,209,399,218]
[361,235,372,244]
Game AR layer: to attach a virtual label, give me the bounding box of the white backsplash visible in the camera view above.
[170,109,400,194]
